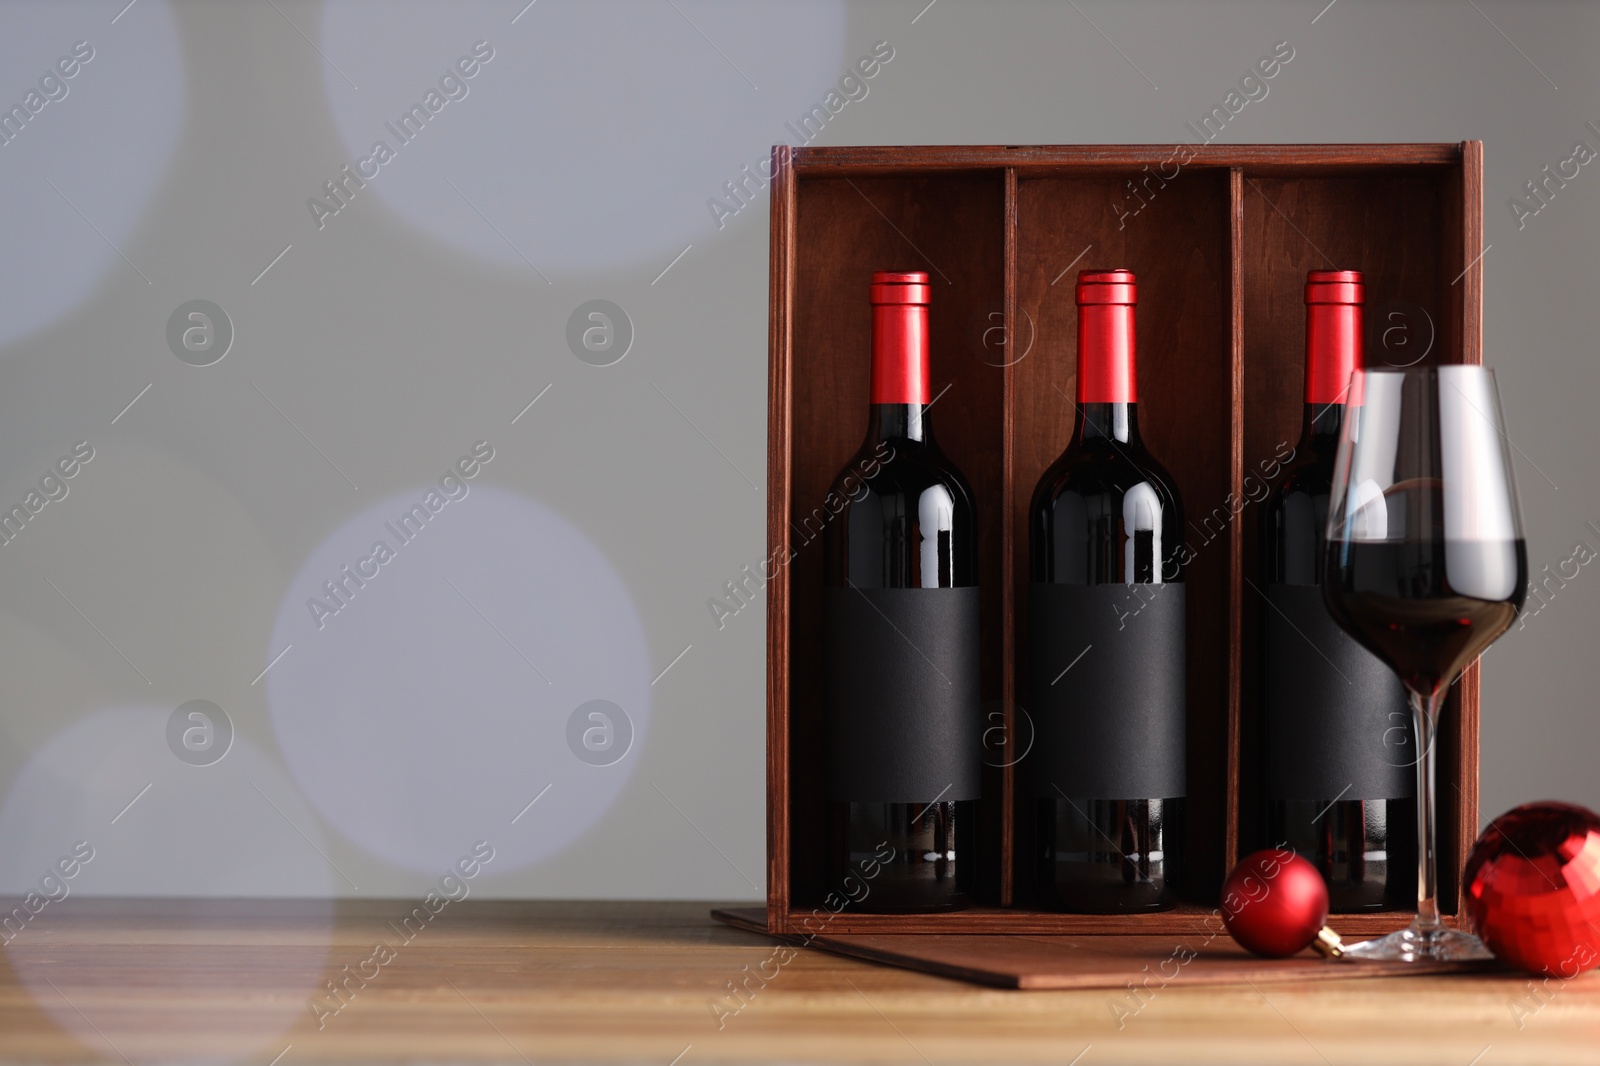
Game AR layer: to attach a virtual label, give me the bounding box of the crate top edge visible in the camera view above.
[777,142,1471,175]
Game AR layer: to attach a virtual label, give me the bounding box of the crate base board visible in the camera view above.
[734,904,1441,937]
[711,907,1496,990]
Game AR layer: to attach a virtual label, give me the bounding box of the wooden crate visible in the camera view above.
[766,143,1484,935]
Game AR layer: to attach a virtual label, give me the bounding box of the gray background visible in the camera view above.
[0,0,1594,903]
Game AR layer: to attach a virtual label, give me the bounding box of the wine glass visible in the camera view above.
[1322,366,1527,961]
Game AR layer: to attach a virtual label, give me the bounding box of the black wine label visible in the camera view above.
[1263,583,1415,800]
[823,585,981,802]
[1025,582,1186,800]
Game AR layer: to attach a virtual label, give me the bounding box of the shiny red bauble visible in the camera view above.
[1222,848,1330,957]
[1464,801,1600,976]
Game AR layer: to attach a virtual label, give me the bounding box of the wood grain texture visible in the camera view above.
[789,144,1463,174]
[784,171,1007,910]
[1235,164,1469,905]
[1451,140,1486,915]
[1461,139,1486,366]
[768,144,1481,933]
[714,907,1492,989]
[1226,166,1247,875]
[759,903,1437,937]
[2,900,1593,1065]
[1452,661,1482,915]
[766,144,795,931]
[1011,169,1235,903]
[1000,165,1020,907]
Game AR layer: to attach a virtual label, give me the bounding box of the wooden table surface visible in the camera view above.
[0,900,1595,1064]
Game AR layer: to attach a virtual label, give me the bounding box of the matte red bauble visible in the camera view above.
[1464,801,1600,976]
[1222,849,1334,958]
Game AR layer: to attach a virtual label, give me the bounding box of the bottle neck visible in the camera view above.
[869,302,932,444]
[1298,399,1343,454]
[866,403,929,443]
[1073,402,1142,447]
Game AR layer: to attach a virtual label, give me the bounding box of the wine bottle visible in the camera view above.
[1261,269,1416,912]
[823,270,980,913]
[1027,269,1185,913]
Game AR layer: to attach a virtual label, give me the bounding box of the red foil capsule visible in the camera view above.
[1076,269,1137,404]
[1304,269,1364,405]
[869,270,931,405]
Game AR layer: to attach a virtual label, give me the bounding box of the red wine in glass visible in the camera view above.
[1324,538,1526,698]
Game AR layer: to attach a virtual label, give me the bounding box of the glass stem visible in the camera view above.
[1410,688,1441,932]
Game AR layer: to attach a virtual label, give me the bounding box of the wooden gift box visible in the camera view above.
[765,142,1484,936]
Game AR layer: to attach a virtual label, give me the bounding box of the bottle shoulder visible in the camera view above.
[1031,439,1182,514]
[1265,445,1335,510]
[1029,438,1186,584]
[834,438,975,508]
[824,435,978,589]
[1261,440,1336,584]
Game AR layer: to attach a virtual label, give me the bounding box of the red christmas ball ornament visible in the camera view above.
[1465,801,1600,975]
[1222,848,1343,958]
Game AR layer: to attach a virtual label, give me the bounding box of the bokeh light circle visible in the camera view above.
[0,1,183,347]
[319,0,847,274]
[266,485,650,875]
[0,706,334,1062]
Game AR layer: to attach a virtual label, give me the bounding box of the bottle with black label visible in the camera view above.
[1261,269,1416,912]
[1027,269,1185,913]
[823,270,979,913]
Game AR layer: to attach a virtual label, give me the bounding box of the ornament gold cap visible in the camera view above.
[1311,927,1345,959]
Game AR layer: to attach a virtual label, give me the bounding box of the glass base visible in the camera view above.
[1342,923,1495,962]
